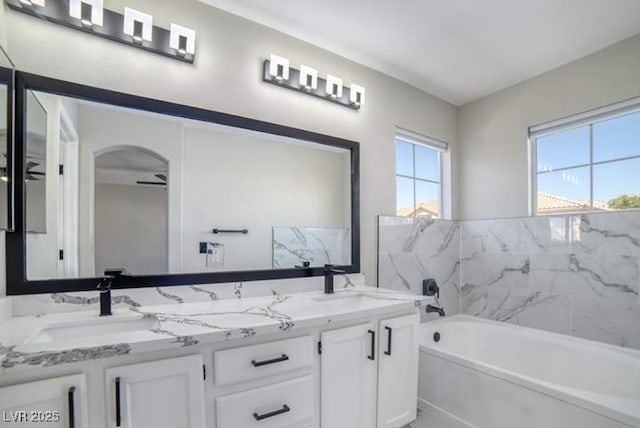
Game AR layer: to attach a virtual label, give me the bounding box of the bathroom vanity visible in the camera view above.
[0,287,424,428]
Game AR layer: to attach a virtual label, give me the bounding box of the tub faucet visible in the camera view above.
[324,264,345,294]
[426,305,446,317]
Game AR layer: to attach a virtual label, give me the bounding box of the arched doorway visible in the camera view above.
[94,147,169,276]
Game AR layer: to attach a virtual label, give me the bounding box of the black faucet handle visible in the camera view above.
[423,279,440,298]
[295,261,311,269]
[97,277,112,292]
[324,264,346,274]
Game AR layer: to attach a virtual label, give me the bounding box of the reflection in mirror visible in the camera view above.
[25,91,352,280]
[0,80,7,230]
[94,148,169,276]
[25,91,47,234]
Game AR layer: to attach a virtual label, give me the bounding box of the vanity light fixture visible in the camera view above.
[350,84,366,107]
[326,75,343,99]
[299,65,318,91]
[5,0,196,63]
[70,0,103,27]
[170,23,196,57]
[18,0,44,7]
[269,54,290,83]
[262,57,365,110]
[124,7,153,44]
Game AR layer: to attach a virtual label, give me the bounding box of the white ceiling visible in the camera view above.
[199,0,640,105]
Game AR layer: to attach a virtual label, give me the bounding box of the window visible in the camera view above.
[531,99,640,215]
[395,129,447,218]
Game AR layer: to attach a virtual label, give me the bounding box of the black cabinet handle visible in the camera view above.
[368,330,375,361]
[67,387,75,428]
[115,377,122,427]
[253,404,290,421]
[384,326,393,356]
[251,354,289,367]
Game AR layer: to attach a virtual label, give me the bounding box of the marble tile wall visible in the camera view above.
[272,227,351,269]
[378,211,640,349]
[378,216,461,320]
[461,212,640,349]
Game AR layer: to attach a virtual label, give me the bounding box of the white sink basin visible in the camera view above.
[25,316,159,344]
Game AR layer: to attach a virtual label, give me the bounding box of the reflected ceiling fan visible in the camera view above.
[136,173,167,186]
[25,161,45,182]
[1,154,45,182]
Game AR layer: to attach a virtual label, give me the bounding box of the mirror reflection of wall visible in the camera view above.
[25,91,47,234]
[25,91,352,281]
[0,83,7,230]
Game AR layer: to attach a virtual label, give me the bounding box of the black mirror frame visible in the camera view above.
[6,71,360,295]
[0,66,14,232]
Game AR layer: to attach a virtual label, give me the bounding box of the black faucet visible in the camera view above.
[97,277,112,317]
[98,269,128,317]
[426,305,446,317]
[324,264,346,294]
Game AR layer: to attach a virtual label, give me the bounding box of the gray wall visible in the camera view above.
[0,2,8,60]
[3,0,459,287]
[458,33,640,220]
[95,183,168,276]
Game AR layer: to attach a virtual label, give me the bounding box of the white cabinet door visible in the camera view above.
[105,354,205,428]
[377,313,419,428]
[0,374,88,428]
[320,323,377,428]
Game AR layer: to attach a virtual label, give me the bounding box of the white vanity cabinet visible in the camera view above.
[104,354,205,428]
[0,374,88,428]
[0,294,422,428]
[320,313,419,428]
[376,313,420,428]
[214,336,314,428]
[320,322,377,428]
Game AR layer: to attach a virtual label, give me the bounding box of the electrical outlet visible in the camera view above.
[207,243,224,268]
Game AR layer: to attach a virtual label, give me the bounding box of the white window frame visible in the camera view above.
[394,127,450,219]
[529,95,640,216]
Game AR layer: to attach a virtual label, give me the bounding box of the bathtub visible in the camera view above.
[417,315,640,428]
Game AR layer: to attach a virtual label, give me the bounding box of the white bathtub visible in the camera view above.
[417,315,640,428]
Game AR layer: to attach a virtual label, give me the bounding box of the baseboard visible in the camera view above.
[417,398,477,428]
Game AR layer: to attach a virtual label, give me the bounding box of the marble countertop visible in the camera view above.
[0,287,428,373]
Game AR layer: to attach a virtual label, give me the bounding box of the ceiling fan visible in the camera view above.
[136,173,167,186]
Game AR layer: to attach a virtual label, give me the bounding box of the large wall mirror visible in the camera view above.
[7,72,359,294]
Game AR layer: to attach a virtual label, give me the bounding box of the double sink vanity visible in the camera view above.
[0,286,427,428]
[0,63,426,427]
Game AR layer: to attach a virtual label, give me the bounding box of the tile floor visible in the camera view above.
[402,409,451,428]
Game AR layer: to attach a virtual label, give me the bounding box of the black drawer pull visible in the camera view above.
[115,377,122,427]
[67,387,76,428]
[253,404,290,421]
[367,330,375,361]
[251,354,289,367]
[384,326,393,356]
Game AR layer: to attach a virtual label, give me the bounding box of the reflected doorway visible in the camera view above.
[94,147,169,276]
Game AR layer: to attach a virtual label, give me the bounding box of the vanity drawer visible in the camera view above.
[216,375,313,428]
[214,335,313,385]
